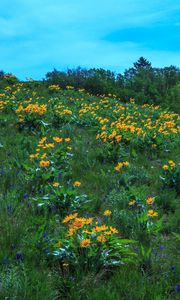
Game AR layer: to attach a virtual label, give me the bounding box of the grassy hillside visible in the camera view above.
[0,81,180,299]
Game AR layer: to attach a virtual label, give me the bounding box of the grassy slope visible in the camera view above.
[0,85,180,299]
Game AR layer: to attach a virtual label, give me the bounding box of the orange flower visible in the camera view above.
[62,213,78,223]
[146,197,154,205]
[73,181,81,187]
[80,239,90,248]
[97,234,107,243]
[53,137,63,143]
[39,160,50,168]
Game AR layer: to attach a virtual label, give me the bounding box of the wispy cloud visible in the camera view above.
[0,0,179,79]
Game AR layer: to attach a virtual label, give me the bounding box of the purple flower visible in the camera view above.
[176,284,180,292]
[23,194,29,200]
[43,231,47,238]
[16,252,23,261]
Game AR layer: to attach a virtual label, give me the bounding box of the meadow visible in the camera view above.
[0,76,180,299]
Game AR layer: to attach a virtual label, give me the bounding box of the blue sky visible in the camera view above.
[0,0,179,79]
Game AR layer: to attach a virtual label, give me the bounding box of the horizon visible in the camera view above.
[0,0,180,80]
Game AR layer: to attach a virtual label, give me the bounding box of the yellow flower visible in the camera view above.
[39,160,50,168]
[109,226,119,234]
[115,135,122,143]
[163,165,169,171]
[114,162,123,171]
[64,138,71,142]
[147,209,158,218]
[45,143,55,149]
[73,181,81,187]
[146,197,154,205]
[41,153,47,159]
[29,153,39,160]
[83,230,93,235]
[168,160,175,168]
[80,239,91,248]
[128,200,136,206]
[53,137,63,143]
[93,225,108,233]
[97,234,107,243]
[62,213,78,223]
[103,210,112,216]
[53,182,60,187]
[114,161,129,171]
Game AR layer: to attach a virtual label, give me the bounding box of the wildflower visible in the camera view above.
[53,182,60,187]
[128,200,136,206]
[73,181,81,187]
[163,165,169,170]
[16,252,23,261]
[103,210,112,216]
[93,225,108,233]
[114,161,129,171]
[44,143,55,149]
[39,160,50,168]
[176,284,180,292]
[83,229,92,235]
[146,197,154,205]
[43,232,47,238]
[41,153,47,159]
[80,239,90,248]
[67,228,75,237]
[114,162,123,171]
[64,138,71,142]
[70,219,84,230]
[62,213,78,223]
[109,226,118,234]
[168,160,175,168]
[29,153,39,160]
[148,209,158,217]
[97,234,107,243]
[53,137,63,143]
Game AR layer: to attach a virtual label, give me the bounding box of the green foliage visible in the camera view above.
[0,79,179,299]
[44,58,180,110]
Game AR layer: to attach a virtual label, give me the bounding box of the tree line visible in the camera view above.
[45,57,180,110]
[1,57,180,110]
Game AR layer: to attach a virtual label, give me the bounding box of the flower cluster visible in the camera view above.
[50,212,136,270]
[16,103,47,115]
[114,161,129,172]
